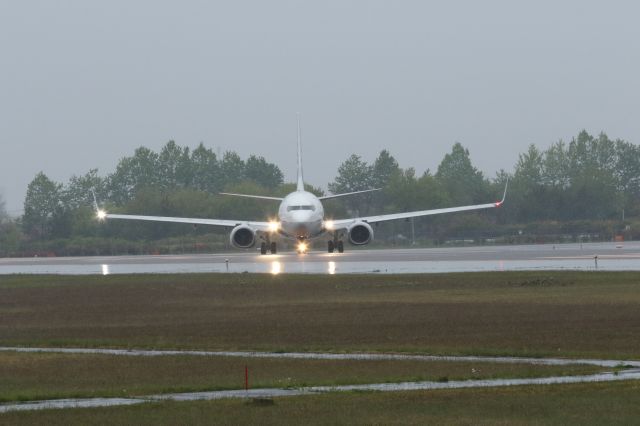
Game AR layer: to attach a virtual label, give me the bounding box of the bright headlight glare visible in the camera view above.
[268,221,280,232]
[324,220,334,230]
[97,210,107,220]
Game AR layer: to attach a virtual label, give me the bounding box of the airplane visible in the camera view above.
[94,116,507,254]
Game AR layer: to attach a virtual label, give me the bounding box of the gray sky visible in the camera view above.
[1,1,639,213]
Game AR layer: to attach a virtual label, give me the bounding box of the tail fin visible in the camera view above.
[296,113,304,191]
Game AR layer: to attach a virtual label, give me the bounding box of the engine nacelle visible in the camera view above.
[348,221,373,245]
[230,225,257,248]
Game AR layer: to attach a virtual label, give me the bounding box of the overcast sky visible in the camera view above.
[1,1,639,213]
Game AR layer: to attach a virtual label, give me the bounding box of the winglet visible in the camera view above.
[296,113,304,191]
[495,179,509,207]
[91,190,99,211]
[91,190,108,220]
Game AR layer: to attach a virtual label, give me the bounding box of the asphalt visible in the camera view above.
[1,241,639,274]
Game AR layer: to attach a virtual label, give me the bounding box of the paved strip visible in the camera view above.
[2,370,640,413]
[1,346,639,368]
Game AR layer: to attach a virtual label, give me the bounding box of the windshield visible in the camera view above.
[287,205,315,212]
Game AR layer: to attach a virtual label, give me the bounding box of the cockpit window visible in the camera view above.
[287,205,315,211]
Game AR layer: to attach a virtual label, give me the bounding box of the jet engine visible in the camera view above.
[230,225,256,248]
[348,221,373,245]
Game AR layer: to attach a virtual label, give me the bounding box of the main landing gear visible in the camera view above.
[328,240,344,253]
[260,241,277,255]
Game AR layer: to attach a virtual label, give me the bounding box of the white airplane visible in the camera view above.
[94,117,507,254]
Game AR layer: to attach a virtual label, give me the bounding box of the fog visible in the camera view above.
[1,0,639,213]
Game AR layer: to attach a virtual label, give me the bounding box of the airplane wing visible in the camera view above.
[219,193,284,201]
[330,181,508,229]
[99,213,272,232]
[318,188,381,200]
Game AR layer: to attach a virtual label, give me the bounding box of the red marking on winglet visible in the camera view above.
[495,201,503,207]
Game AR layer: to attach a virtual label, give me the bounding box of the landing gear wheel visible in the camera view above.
[260,242,267,255]
[328,240,335,253]
[270,242,277,254]
[337,240,344,253]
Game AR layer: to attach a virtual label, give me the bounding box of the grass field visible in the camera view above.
[0,351,603,403]
[1,271,640,423]
[1,272,640,358]
[3,381,640,425]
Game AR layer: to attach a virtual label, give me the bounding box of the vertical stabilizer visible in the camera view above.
[296,113,304,191]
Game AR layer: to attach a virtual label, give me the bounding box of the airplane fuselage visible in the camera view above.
[278,190,325,240]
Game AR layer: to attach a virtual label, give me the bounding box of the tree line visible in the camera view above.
[1,130,639,256]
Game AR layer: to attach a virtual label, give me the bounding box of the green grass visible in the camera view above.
[3,381,640,425]
[0,352,603,403]
[2,272,640,358]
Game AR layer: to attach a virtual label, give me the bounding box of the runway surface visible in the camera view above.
[1,241,639,274]
[2,346,640,412]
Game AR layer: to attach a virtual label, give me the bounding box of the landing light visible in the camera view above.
[324,220,335,230]
[297,242,308,254]
[96,209,107,220]
[268,221,280,233]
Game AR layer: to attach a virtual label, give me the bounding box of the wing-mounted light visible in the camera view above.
[92,190,108,221]
[268,220,280,233]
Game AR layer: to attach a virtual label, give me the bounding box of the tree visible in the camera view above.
[509,144,551,222]
[220,151,246,188]
[108,147,160,205]
[22,172,63,237]
[157,141,192,189]
[245,155,284,189]
[0,193,7,224]
[328,154,374,215]
[191,143,222,193]
[328,154,372,194]
[435,143,488,204]
[370,150,400,189]
[64,169,107,209]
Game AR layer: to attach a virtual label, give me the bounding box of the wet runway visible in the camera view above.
[1,241,639,275]
[2,346,640,412]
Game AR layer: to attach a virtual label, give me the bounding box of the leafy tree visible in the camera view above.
[542,140,570,187]
[436,143,488,204]
[0,193,7,224]
[245,155,284,189]
[158,141,192,189]
[328,154,372,194]
[108,147,160,205]
[23,172,63,237]
[328,154,375,215]
[191,143,221,193]
[64,169,107,209]
[370,150,400,189]
[220,151,245,189]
